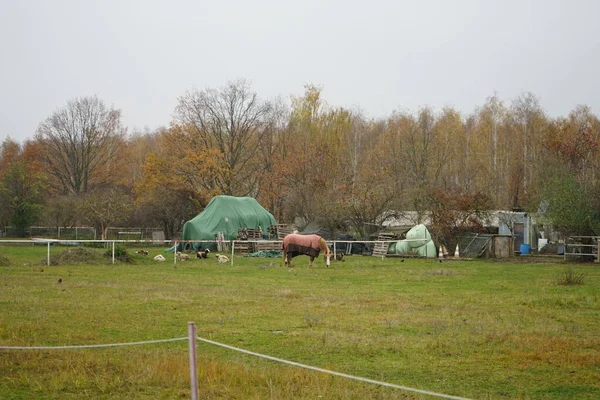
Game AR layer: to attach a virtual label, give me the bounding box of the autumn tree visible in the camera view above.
[254,98,289,218]
[174,80,275,196]
[79,188,133,240]
[542,106,599,179]
[41,195,82,230]
[373,107,454,220]
[36,96,126,194]
[134,186,201,239]
[344,129,397,239]
[470,94,511,207]
[433,107,467,191]
[132,125,226,237]
[276,85,325,223]
[275,85,359,236]
[508,93,547,208]
[0,138,21,176]
[125,129,161,189]
[135,126,226,208]
[428,189,493,251]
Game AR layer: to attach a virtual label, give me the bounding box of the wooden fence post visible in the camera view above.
[188,322,199,400]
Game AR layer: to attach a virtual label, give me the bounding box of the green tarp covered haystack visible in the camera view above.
[181,196,276,249]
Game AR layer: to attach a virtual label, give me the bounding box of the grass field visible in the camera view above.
[0,243,599,399]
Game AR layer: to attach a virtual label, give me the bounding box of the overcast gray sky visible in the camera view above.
[1,0,599,144]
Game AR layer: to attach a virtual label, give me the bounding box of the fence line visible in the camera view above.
[0,239,412,245]
[0,238,440,267]
[0,326,473,400]
[195,335,473,400]
[0,337,188,350]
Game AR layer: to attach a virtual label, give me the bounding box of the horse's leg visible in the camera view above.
[285,252,294,268]
[309,256,314,269]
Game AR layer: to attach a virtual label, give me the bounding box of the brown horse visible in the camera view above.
[282,233,332,268]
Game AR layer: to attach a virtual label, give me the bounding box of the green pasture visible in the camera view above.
[0,243,599,399]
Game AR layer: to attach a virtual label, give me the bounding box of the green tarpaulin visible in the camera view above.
[388,224,437,258]
[181,196,276,248]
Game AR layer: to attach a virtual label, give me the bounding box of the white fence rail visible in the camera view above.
[0,238,442,267]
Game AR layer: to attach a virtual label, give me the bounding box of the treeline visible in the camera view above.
[1,80,599,239]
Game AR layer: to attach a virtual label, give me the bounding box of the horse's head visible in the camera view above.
[317,237,332,267]
[324,253,331,267]
[324,244,333,267]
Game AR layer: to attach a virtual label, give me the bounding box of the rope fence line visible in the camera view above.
[0,337,188,350]
[195,335,473,400]
[0,329,473,400]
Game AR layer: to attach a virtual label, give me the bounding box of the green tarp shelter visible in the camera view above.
[181,196,276,250]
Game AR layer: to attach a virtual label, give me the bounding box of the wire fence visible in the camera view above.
[0,322,473,400]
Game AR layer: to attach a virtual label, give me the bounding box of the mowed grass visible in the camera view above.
[0,244,599,399]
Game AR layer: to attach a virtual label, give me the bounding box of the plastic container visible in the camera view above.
[520,243,531,255]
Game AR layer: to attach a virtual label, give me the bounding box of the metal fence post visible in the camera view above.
[188,322,199,400]
[47,242,50,267]
[112,241,115,265]
[174,241,178,265]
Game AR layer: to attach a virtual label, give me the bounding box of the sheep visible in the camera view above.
[136,250,149,256]
[333,252,345,262]
[154,254,166,262]
[177,252,190,261]
[196,249,210,259]
[215,254,229,264]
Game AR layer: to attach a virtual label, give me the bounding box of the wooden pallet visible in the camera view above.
[254,241,281,251]
[372,233,397,257]
[233,242,253,254]
[237,228,263,240]
[271,224,295,239]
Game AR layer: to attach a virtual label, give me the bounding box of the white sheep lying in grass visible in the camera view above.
[215,254,229,264]
[177,252,190,261]
[154,254,166,262]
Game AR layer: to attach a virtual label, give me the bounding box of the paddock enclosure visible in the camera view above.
[1,243,599,399]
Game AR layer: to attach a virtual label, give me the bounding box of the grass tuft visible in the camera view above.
[0,254,10,266]
[557,266,585,286]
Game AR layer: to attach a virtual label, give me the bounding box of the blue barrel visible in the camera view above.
[520,244,531,255]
